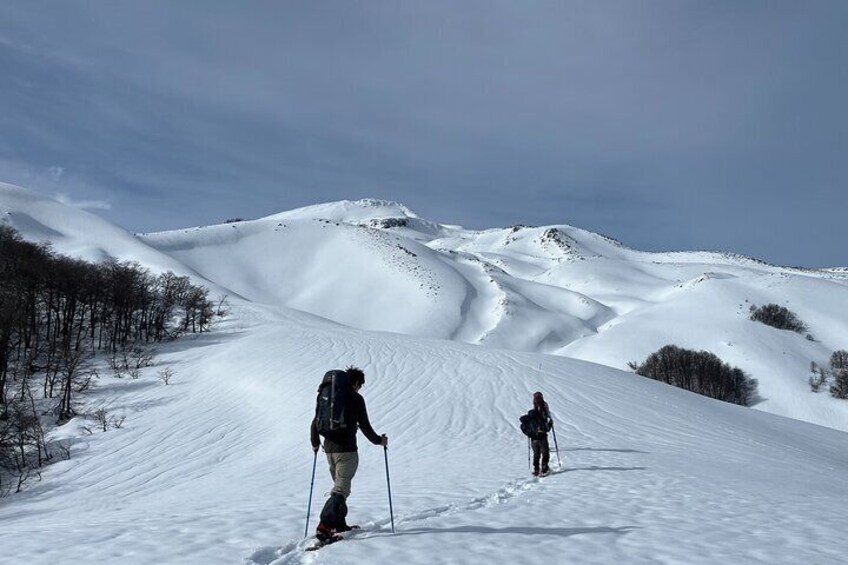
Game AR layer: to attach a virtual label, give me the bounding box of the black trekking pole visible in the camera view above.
[527,438,532,472]
[383,439,395,533]
[304,450,318,538]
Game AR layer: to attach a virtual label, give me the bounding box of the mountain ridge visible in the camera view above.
[2,183,847,431]
[2,182,848,565]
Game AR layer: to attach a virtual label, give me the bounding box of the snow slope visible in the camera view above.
[3,184,848,432]
[3,305,848,565]
[139,198,848,432]
[0,182,191,273]
[1,185,847,564]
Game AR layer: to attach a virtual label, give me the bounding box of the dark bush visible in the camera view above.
[630,345,758,406]
[831,370,848,400]
[370,218,409,229]
[830,350,848,371]
[749,304,807,333]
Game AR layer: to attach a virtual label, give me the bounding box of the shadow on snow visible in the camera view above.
[391,524,639,538]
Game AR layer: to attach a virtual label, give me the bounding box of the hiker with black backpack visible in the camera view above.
[309,366,387,546]
[519,391,554,476]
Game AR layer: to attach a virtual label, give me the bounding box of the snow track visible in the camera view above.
[250,472,569,564]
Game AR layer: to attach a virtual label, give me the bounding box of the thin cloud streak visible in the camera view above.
[54,193,111,211]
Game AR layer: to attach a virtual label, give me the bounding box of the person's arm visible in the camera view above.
[356,396,384,446]
[310,417,321,451]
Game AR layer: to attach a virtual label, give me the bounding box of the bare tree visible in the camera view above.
[809,366,829,392]
[216,294,231,318]
[0,226,220,491]
[57,346,91,424]
[93,407,109,432]
[130,346,155,370]
[156,368,174,386]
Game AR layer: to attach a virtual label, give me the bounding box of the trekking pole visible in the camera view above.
[383,440,395,533]
[551,422,562,468]
[527,438,532,471]
[304,450,318,538]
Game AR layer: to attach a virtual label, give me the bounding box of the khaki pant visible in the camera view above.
[326,451,359,498]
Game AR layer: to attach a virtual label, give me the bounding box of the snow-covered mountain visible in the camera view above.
[134,195,848,432]
[2,183,847,565]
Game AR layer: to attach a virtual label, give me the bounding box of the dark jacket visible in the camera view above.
[311,389,382,453]
[525,408,553,441]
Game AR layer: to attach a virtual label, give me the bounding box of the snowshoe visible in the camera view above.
[306,534,343,551]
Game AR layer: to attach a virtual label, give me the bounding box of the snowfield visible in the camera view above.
[138,195,848,431]
[1,184,847,564]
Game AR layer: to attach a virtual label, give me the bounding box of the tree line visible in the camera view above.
[0,225,216,494]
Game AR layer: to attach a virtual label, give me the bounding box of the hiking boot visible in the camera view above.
[532,468,540,477]
[541,466,551,475]
[315,522,335,542]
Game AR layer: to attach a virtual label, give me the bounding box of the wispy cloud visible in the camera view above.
[0,158,114,211]
[54,192,111,211]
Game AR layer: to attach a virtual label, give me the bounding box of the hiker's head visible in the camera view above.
[346,366,365,390]
[533,391,545,410]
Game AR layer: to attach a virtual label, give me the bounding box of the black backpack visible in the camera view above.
[519,409,548,437]
[315,370,353,435]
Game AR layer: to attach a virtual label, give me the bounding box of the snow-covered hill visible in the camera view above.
[3,300,847,564]
[2,184,847,564]
[0,182,187,272]
[138,196,848,432]
[3,184,847,432]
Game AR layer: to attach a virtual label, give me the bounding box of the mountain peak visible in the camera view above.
[262,198,421,224]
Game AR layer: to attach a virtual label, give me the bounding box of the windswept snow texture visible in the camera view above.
[1,186,848,564]
[139,197,848,432]
[2,306,847,565]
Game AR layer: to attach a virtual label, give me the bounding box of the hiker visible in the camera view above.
[520,391,554,476]
[310,366,387,543]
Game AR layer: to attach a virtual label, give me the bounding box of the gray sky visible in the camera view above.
[1,2,846,267]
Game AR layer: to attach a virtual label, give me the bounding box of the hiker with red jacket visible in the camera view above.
[520,391,554,476]
[310,366,387,544]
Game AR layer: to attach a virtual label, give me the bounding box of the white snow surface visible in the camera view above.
[1,184,847,564]
[0,182,191,274]
[138,194,848,432]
